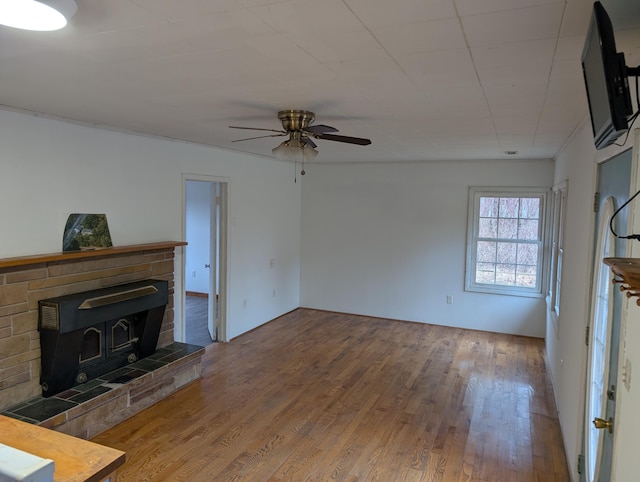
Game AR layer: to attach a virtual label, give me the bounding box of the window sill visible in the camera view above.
[465,284,545,298]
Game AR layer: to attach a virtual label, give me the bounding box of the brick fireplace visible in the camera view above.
[0,242,204,438]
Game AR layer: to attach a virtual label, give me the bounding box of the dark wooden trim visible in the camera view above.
[0,241,187,269]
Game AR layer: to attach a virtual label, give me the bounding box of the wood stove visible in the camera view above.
[38,279,169,397]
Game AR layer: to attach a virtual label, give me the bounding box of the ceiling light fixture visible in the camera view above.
[0,0,77,31]
[272,138,318,163]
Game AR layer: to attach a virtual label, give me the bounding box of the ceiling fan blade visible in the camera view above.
[315,133,372,145]
[229,126,286,134]
[303,124,339,134]
[232,133,287,142]
[302,137,317,149]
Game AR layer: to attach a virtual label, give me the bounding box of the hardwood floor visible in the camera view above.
[92,309,570,481]
[185,295,213,346]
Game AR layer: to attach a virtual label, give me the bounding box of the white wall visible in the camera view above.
[0,109,301,340]
[550,119,640,481]
[546,121,597,481]
[300,159,554,337]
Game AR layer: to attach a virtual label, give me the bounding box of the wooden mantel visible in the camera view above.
[0,241,187,270]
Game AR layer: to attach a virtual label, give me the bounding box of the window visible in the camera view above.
[549,182,568,320]
[465,187,547,297]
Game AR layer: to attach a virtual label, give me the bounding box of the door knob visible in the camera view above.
[205,264,210,268]
[593,417,613,433]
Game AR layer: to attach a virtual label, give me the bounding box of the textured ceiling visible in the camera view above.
[0,0,639,163]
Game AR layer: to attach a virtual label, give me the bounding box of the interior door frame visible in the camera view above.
[208,181,218,341]
[182,173,229,343]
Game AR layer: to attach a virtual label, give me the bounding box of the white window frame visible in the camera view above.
[465,187,549,298]
[548,181,568,329]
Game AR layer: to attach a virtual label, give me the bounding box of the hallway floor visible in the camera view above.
[185,295,213,346]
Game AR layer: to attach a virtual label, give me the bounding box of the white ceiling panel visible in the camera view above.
[397,49,478,91]
[249,0,365,35]
[560,0,592,37]
[130,0,244,20]
[373,18,467,57]
[70,0,160,34]
[344,0,457,29]
[455,0,563,16]
[0,0,638,163]
[617,28,640,65]
[461,3,565,47]
[478,66,551,99]
[289,30,383,64]
[471,39,556,71]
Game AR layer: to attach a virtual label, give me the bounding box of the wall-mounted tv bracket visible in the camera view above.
[627,66,640,77]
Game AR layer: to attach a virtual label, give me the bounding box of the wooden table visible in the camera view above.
[0,416,125,482]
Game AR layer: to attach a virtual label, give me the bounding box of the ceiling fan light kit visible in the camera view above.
[272,139,319,163]
[0,0,77,31]
[230,109,371,167]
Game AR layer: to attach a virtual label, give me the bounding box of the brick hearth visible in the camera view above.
[2,341,203,438]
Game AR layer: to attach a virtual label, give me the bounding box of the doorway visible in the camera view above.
[581,149,632,482]
[183,176,228,345]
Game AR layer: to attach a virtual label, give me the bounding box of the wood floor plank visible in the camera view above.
[92,308,570,481]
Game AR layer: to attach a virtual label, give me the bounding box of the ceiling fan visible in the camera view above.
[229,110,371,165]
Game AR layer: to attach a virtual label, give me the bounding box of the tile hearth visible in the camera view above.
[1,342,204,437]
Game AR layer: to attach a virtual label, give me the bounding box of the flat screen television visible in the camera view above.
[581,1,633,150]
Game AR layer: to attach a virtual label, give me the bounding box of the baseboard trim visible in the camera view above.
[186,291,208,298]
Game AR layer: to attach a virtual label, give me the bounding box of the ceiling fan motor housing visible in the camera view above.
[278,110,315,131]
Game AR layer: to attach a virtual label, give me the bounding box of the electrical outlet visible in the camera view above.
[242,299,247,308]
[192,270,196,277]
[446,295,453,304]
[270,258,275,269]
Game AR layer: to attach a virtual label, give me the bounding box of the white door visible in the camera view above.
[581,149,632,482]
[207,182,217,341]
[184,176,228,344]
[207,182,226,342]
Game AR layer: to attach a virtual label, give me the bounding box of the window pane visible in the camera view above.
[517,243,538,266]
[516,264,537,275]
[479,218,498,238]
[476,264,496,283]
[497,242,516,264]
[516,274,537,288]
[496,264,516,285]
[518,219,539,240]
[496,263,515,273]
[477,241,496,262]
[499,198,519,218]
[479,197,498,217]
[519,197,540,219]
[498,218,518,239]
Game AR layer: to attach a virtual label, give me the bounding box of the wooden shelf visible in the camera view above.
[0,241,187,270]
[603,257,640,305]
